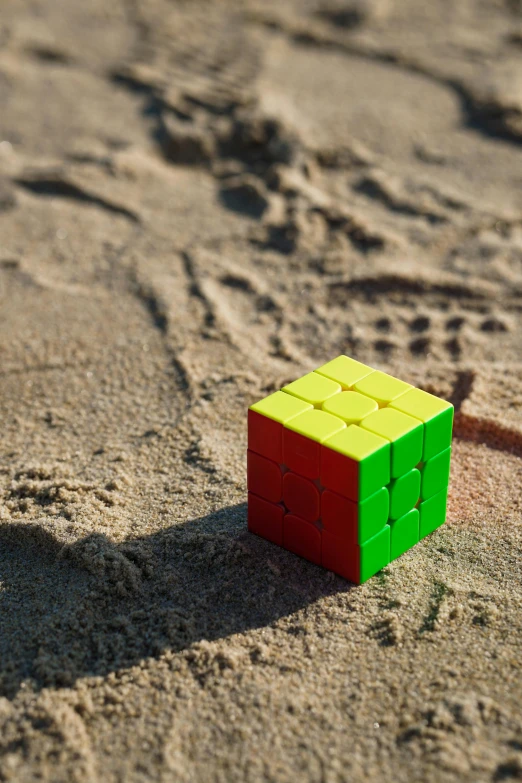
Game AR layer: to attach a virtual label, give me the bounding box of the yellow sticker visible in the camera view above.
[285,409,346,443]
[323,424,389,462]
[315,355,374,390]
[322,391,378,424]
[354,370,412,407]
[250,391,312,424]
[283,372,341,408]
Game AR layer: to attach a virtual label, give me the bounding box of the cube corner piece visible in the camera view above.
[247,357,453,584]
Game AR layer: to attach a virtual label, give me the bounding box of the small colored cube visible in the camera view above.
[247,356,453,584]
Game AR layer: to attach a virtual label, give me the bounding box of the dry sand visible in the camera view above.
[0,0,522,780]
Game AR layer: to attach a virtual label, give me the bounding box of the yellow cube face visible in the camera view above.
[248,355,454,584]
[324,424,389,463]
[249,390,313,424]
[322,391,378,424]
[285,408,346,444]
[315,355,374,390]
[282,372,341,408]
[389,387,450,421]
[353,371,413,407]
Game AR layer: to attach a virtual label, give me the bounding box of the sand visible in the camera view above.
[0,0,521,780]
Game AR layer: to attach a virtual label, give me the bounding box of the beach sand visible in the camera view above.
[0,1,521,780]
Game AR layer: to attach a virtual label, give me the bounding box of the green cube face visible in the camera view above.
[358,487,389,543]
[419,488,448,538]
[389,469,421,520]
[360,525,390,583]
[360,408,423,478]
[390,508,420,560]
[420,447,451,501]
[248,356,453,584]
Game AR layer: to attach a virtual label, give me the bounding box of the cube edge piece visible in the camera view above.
[282,372,342,408]
[353,369,413,407]
[315,354,375,390]
[359,407,424,478]
[389,387,454,461]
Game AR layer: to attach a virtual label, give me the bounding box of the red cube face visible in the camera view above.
[283,514,321,566]
[283,429,321,479]
[321,490,357,542]
[321,530,359,583]
[248,409,283,464]
[320,446,358,501]
[247,450,283,504]
[283,472,321,523]
[247,493,284,546]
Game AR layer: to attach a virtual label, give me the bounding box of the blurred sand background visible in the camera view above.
[0,0,522,780]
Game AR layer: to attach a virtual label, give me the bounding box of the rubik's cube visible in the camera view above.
[247,356,453,583]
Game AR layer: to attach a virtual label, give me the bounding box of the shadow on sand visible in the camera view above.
[0,503,352,697]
